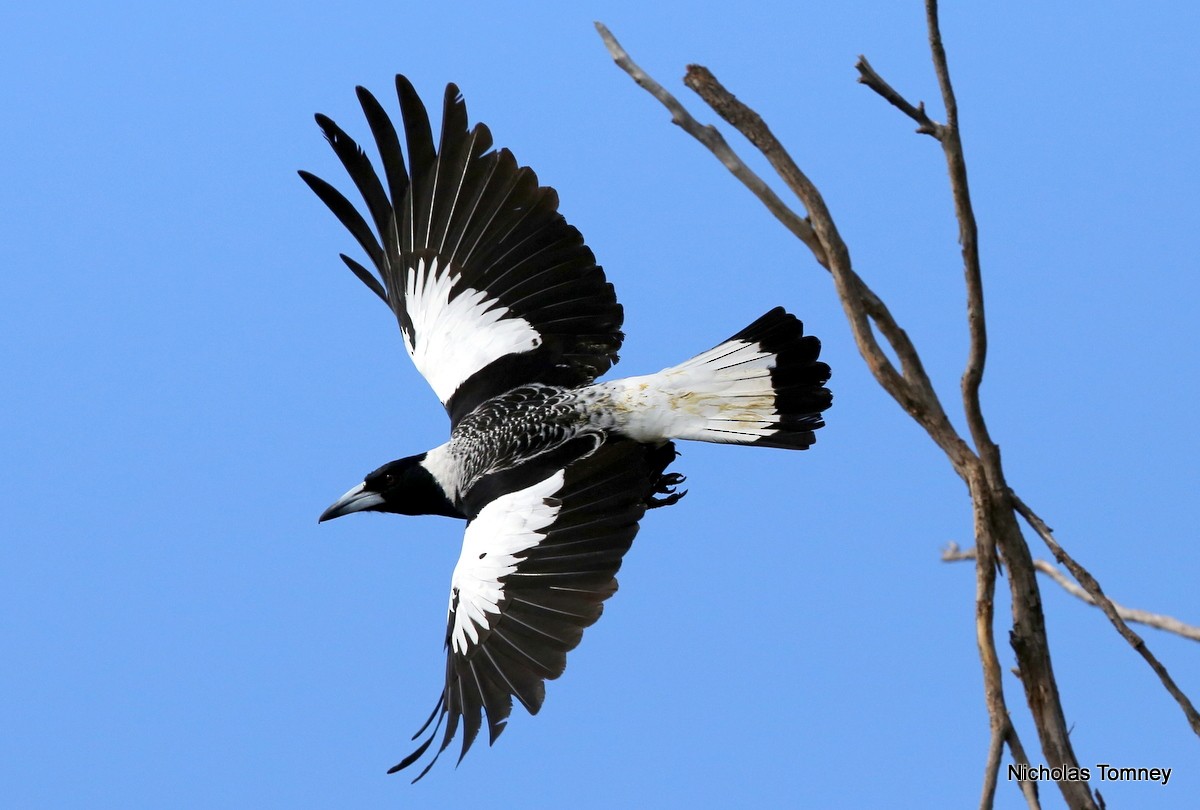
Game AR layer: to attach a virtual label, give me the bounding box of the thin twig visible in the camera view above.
[969,472,1030,809]
[1035,561,1200,642]
[922,0,997,475]
[593,23,827,264]
[943,543,1200,641]
[1007,726,1043,809]
[980,726,1004,808]
[855,4,996,473]
[965,470,1040,810]
[1010,495,1200,737]
[855,55,942,138]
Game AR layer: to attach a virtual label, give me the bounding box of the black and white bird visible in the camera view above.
[302,76,832,780]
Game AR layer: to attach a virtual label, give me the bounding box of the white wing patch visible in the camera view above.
[402,255,542,404]
[448,470,566,656]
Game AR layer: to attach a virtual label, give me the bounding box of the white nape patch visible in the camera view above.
[402,256,542,404]
[419,442,458,500]
[448,470,565,656]
[589,338,781,444]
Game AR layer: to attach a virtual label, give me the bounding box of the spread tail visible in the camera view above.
[605,307,832,449]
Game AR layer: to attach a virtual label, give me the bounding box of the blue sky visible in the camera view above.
[3,2,1197,807]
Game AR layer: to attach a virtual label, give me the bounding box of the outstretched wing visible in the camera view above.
[300,77,624,424]
[391,439,677,781]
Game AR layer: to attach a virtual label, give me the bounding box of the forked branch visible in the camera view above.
[597,4,1197,808]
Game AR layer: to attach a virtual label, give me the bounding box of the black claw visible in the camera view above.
[646,470,688,509]
[647,488,687,509]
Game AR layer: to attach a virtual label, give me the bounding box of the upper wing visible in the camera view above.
[300,77,624,424]
[390,439,678,781]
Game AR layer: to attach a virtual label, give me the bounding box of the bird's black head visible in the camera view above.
[318,453,463,522]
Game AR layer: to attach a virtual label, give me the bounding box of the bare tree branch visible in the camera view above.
[969,476,1039,810]
[1009,496,1200,736]
[943,542,1200,642]
[598,6,1197,807]
[856,4,996,475]
[1035,563,1200,643]
[597,21,976,473]
[921,0,997,476]
[678,62,978,476]
[597,20,1086,808]
[855,55,942,138]
[593,23,827,265]
[681,43,1095,810]
[858,5,1103,805]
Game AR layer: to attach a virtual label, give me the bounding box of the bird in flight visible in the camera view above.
[301,76,832,781]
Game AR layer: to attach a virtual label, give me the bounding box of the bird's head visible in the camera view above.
[319,453,462,522]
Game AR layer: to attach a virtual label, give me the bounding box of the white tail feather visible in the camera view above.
[589,337,784,445]
[585,308,830,451]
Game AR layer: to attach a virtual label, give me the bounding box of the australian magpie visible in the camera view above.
[302,76,832,781]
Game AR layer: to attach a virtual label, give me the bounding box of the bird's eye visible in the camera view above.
[366,471,396,490]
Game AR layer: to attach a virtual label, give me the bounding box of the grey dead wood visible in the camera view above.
[943,543,1200,644]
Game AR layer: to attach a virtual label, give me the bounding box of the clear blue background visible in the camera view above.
[3,2,1197,807]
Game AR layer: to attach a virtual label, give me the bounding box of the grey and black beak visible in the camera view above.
[319,482,385,523]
